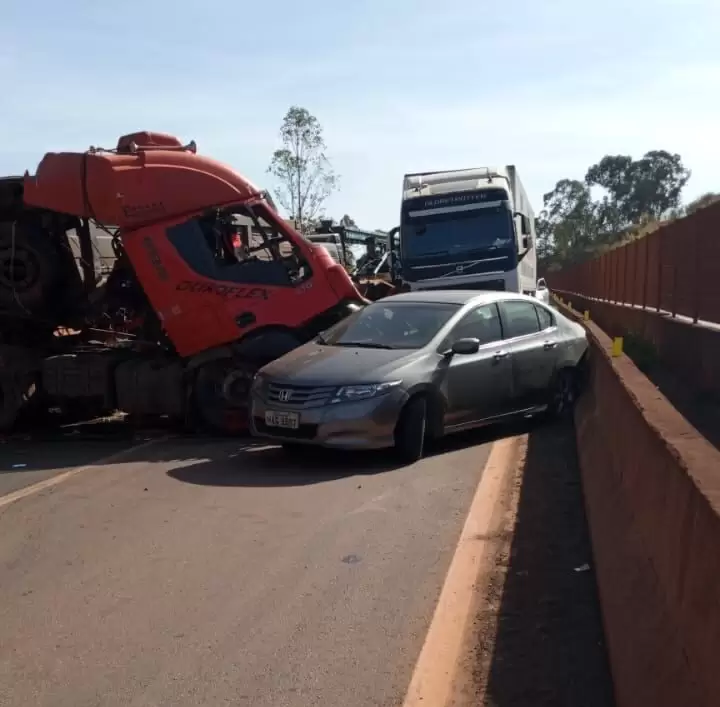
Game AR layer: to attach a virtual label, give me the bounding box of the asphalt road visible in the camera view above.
[0,431,495,707]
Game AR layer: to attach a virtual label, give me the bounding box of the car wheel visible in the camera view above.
[547,368,577,419]
[394,396,427,463]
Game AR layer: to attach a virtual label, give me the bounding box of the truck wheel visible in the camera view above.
[394,396,427,463]
[192,360,256,435]
[0,222,59,314]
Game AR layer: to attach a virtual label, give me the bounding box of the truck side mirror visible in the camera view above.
[522,235,532,250]
[514,212,530,235]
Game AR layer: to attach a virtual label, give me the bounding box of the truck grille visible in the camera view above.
[417,279,506,292]
[265,382,336,408]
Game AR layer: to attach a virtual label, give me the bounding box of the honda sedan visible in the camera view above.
[250,290,588,462]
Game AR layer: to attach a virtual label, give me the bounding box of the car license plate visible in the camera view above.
[264,410,300,430]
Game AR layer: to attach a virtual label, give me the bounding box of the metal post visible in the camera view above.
[693,224,700,324]
[623,246,629,306]
[671,234,678,318]
[656,232,663,313]
[642,235,649,310]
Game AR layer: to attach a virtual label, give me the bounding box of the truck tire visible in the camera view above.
[192,359,257,435]
[0,221,59,314]
[0,376,22,433]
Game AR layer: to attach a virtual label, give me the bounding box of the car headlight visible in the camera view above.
[330,381,402,404]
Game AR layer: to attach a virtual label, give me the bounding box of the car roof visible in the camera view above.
[381,289,539,306]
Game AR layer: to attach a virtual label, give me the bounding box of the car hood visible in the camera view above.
[259,342,428,385]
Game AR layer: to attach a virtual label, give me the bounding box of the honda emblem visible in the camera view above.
[278,389,292,402]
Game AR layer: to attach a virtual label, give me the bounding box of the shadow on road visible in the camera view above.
[0,410,535,488]
[165,419,536,488]
[479,418,616,707]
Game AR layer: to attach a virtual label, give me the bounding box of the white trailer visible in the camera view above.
[397,166,537,294]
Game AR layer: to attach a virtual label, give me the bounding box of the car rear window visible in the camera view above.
[501,300,540,338]
[535,305,554,330]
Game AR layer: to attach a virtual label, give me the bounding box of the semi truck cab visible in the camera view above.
[398,166,537,294]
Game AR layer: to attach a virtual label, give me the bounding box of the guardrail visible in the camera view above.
[549,202,720,325]
[555,295,720,707]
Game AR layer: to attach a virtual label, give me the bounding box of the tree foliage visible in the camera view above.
[684,192,720,216]
[585,150,690,224]
[267,106,339,234]
[538,150,691,272]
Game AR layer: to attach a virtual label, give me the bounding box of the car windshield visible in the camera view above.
[319,302,461,350]
[402,204,514,259]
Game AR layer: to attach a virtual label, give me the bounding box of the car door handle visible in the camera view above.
[493,351,509,362]
[543,341,556,350]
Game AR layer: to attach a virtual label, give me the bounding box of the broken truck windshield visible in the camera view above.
[167,204,311,287]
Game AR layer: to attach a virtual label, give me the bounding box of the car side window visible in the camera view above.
[500,300,541,338]
[442,303,503,348]
[535,304,554,331]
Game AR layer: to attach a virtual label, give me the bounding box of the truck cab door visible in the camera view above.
[122,205,350,358]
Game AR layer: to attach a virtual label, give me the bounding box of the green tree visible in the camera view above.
[267,107,339,234]
[628,150,690,220]
[585,150,690,225]
[537,179,599,266]
[685,192,720,216]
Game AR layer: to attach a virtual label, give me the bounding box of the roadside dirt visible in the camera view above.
[452,418,616,707]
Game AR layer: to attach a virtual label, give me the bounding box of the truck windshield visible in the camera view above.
[402,204,514,259]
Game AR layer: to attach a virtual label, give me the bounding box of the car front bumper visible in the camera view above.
[250,388,409,450]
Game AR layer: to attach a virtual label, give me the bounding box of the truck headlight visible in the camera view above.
[331,381,402,403]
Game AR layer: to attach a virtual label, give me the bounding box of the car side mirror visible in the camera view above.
[451,338,481,355]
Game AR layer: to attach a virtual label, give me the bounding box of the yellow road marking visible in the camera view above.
[402,435,520,707]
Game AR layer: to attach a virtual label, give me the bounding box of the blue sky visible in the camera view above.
[2,0,718,230]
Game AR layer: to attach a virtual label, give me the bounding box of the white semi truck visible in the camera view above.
[397,166,537,294]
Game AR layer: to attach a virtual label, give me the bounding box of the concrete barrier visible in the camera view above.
[555,292,720,397]
[556,297,720,707]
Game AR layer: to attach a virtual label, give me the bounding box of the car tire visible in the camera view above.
[394,396,427,463]
[546,368,577,419]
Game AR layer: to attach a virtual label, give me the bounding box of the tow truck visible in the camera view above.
[0,132,365,432]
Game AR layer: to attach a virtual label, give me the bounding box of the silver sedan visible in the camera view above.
[250,290,588,462]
